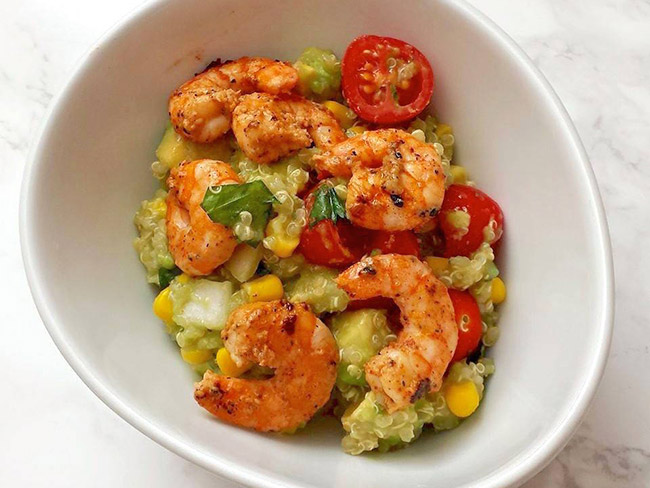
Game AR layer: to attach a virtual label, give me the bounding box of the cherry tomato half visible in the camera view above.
[448,289,483,362]
[298,181,422,267]
[439,184,504,258]
[298,186,367,267]
[342,35,434,124]
[298,220,359,267]
[369,231,420,257]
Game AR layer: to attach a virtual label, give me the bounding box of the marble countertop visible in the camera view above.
[1,0,648,486]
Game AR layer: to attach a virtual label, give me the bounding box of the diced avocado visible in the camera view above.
[285,265,349,314]
[263,253,306,280]
[155,124,233,173]
[330,309,395,386]
[294,47,342,101]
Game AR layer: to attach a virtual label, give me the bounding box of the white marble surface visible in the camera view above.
[1,0,648,486]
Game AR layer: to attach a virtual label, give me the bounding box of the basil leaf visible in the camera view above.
[158,265,182,289]
[309,185,347,227]
[201,180,275,246]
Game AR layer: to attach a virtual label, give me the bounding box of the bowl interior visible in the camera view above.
[22,0,611,487]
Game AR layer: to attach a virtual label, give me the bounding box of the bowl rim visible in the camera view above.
[19,0,614,486]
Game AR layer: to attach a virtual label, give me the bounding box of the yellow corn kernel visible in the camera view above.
[265,217,300,258]
[177,273,190,284]
[323,101,357,129]
[180,348,213,365]
[216,348,251,377]
[269,237,300,258]
[491,277,507,304]
[243,274,284,302]
[153,287,173,323]
[445,380,480,418]
[347,125,366,137]
[426,256,449,275]
[450,165,468,185]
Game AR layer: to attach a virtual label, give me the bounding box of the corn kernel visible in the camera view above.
[323,101,357,129]
[177,273,190,284]
[265,217,299,258]
[216,348,251,377]
[270,237,299,258]
[426,256,449,275]
[243,274,284,302]
[180,348,213,365]
[491,277,507,304]
[153,287,173,323]
[445,380,480,418]
[450,165,468,185]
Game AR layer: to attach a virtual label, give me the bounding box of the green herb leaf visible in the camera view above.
[158,265,182,289]
[309,185,347,227]
[390,84,399,104]
[201,180,275,246]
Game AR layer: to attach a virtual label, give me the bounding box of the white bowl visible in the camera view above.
[20,0,613,486]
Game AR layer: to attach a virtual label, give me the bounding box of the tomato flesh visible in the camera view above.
[299,225,421,268]
[369,231,420,257]
[298,186,367,267]
[440,184,504,258]
[298,180,423,267]
[342,35,434,124]
[298,219,361,268]
[448,289,483,362]
[299,183,422,267]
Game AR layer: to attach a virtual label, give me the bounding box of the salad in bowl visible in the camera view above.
[133,35,506,455]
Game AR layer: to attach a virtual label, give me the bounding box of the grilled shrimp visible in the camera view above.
[166,159,240,276]
[313,129,445,231]
[194,300,339,432]
[169,57,298,143]
[232,92,346,164]
[336,254,457,413]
